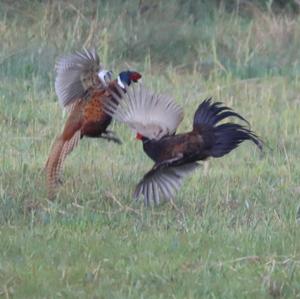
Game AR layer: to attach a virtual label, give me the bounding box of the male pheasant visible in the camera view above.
[45,48,141,199]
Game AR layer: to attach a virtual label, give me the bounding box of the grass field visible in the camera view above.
[1,1,300,298]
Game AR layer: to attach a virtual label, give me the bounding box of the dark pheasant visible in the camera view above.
[45,49,141,199]
[105,84,262,205]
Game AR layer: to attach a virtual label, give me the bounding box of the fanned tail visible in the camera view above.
[45,131,81,199]
[193,98,263,157]
[211,123,262,157]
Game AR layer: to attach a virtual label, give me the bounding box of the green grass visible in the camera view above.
[1,1,300,298]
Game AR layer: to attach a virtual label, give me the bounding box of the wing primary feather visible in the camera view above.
[106,83,183,140]
[151,180,160,205]
[134,162,200,205]
[155,174,172,200]
[160,174,176,199]
[55,48,104,108]
[162,172,180,192]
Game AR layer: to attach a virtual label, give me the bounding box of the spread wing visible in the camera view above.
[134,162,200,205]
[55,48,112,108]
[104,84,184,140]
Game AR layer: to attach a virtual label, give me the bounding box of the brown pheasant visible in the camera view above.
[45,48,141,199]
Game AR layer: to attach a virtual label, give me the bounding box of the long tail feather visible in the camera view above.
[45,131,81,199]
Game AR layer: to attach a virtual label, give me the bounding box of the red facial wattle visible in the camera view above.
[131,72,142,82]
[136,133,143,140]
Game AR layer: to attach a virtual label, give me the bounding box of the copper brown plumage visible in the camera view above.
[105,84,263,205]
[45,48,141,199]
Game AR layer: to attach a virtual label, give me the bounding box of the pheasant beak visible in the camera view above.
[136,133,143,140]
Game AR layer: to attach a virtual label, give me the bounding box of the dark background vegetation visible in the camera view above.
[1,0,300,84]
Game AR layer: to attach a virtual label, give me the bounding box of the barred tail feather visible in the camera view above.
[45,131,81,199]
